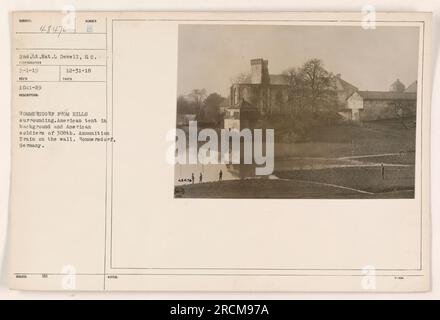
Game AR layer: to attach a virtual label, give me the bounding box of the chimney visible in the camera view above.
[250,58,269,84]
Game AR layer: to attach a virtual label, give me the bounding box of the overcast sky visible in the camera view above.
[177,24,419,97]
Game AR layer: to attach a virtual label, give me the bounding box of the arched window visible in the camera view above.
[234,86,239,104]
[242,87,249,101]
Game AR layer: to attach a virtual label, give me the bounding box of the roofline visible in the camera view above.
[231,83,289,86]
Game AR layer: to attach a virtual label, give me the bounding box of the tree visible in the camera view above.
[301,59,338,114]
[281,59,342,140]
[230,72,250,84]
[199,93,225,125]
[390,100,416,129]
[176,95,195,115]
[390,79,405,92]
[285,59,339,117]
[188,88,207,116]
[284,67,307,116]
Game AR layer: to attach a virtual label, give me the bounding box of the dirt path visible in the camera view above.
[338,152,406,160]
[271,176,374,195]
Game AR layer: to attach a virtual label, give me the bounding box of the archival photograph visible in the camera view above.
[174,24,419,199]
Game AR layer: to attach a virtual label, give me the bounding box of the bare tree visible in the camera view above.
[189,88,207,115]
[176,95,194,115]
[391,100,416,129]
[284,67,307,116]
[285,59,339,117]
[390,79,406,92]
[301,59,337,114]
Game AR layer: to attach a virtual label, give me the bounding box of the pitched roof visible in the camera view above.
[405,81,418,93]
[357,91,417,101]
[269,74,289,85]
[240,75,252,84]
[335,76,358,92]
[236,74,288,85]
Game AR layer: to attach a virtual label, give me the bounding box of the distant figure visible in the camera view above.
[191,173,195,184]
[381,163,385,180]
[199,172,203,183]
[219,169,223,181]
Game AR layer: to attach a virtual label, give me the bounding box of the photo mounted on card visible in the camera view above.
[173,24,419,199]
[9,11,431,292]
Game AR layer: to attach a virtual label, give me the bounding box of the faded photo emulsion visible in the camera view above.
[8,12,431,292]
[174,25,419,199]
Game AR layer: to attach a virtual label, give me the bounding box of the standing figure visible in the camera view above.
[199,172,203,183]
[381,163,385,180]
[219,169,223,181]
[191,173,195,184]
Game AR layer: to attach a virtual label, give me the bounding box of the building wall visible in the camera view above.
[347,92,364,111]
[338,110,352,121]
[226,108,240,118]
[250,58,269,84]
[224,119,240,131]
[336,91,348,106]
[231,83,289,114]
[231,84,253,106]
[346,92,416,122]
[269,86,289,113]
[360,100,400,121]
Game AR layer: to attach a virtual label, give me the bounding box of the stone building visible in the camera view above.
[334,74,359,106]
[224,58,356,129]
[223,99,260,131]
[224,58,288,130]
[223,58,417,127]
[228,58,289,115]
[344,80,417,122]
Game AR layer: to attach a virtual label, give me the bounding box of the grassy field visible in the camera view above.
[175,179,354,199]
[275,165,414,194]
[175,173,414,199]
[175,119,416,198]
[275,118,416,158]
[351,153,415,165]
